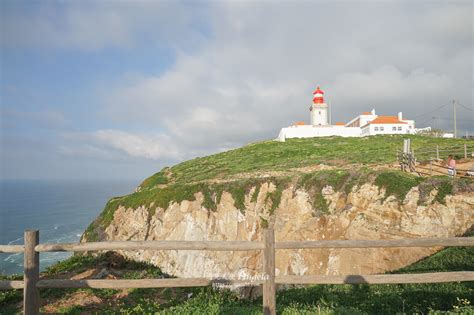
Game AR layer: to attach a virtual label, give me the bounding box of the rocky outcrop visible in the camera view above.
[84,180,474,281]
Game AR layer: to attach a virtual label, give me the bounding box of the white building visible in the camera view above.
[360,112,415,136]
[277,86,423,142]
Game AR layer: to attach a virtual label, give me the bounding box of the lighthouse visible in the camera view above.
[277,83,421,141]
[310,86,329,126]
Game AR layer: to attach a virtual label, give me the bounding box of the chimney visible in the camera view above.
[371,109,376,115]
[398,112,403,120]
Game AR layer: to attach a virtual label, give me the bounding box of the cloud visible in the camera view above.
[60,130,182,161]
[1,2,208,51]
[328,66,453,117]
[2,1,472,179]
[94,130,181,160]
[1,109,69,130]
[100,1,472,158]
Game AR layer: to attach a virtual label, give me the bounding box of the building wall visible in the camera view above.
[311,103,328,126]
[346,114,377,127]
[278,125,361,141]
[364,122,415,136]
[277,108,419,141]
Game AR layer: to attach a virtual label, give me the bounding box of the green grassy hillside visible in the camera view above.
[83,135,472,241]
[141,135,467,188]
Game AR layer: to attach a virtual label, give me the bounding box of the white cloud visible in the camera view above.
[1,2,207,51]
[0,1,474,180]
[7,1,471,170]
[60,130,182,161]
[94,130,181,160]
[329,66,453,115]
[99,1,471,160]
[2,109,69,129]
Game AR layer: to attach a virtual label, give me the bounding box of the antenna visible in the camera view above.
[453,99,457,138]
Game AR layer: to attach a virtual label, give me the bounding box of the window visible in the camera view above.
[380,127,384,131]
[392,126,397,131]
[374,127,379,131]
[398,126,402,131]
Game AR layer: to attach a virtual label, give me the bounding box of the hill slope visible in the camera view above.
[83,135,471,242]
[139,135,468,188]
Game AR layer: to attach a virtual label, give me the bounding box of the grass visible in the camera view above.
[138,168,170,190]
[417,176,471,206]
[84,176,292,239]
[374,170,424,201]
[84,165,472,241]
[82,135,472,240]
[1,242,473,314]
[157,135,468,186]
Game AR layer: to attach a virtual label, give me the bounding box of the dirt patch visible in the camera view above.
[187,163,402,186]
[42,290,103,313]
[71,269,98,280]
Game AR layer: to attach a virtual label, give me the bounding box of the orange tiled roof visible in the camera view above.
[335,122,345,126]
[295,121,306,126]
[369,116,407,124]
[362,112,371,115]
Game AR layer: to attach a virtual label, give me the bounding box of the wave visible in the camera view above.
[7,237,23,245]
[3,252,22,263]
[2,230,82,274]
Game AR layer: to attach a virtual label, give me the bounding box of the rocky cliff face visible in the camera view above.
[82,172,474,281]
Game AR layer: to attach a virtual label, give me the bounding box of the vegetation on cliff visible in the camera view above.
[84,166,471,242]
[139,135,467,189]
[78,135,471,241]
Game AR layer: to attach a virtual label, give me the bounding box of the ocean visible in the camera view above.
[0,179,139,275]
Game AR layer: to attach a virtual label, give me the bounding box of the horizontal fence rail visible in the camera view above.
[275,237,474,249]
[4,271,473,291]
[1,230,473,315]
[35,240,265,252]
[276,272,474,285]
[0,245,24,253]
[4,237,473,254]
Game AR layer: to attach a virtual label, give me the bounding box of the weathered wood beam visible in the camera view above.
[36,278,264,289]
[0,281,24,290]
[0,245,24,253]
[276,271,474,284]
[276,237,474,249]
[36,240,265,252]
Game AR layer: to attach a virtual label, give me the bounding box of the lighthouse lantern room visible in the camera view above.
[310,86,328,126]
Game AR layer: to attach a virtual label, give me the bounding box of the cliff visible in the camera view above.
[82,136,474,281]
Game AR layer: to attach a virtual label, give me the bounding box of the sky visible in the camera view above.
[1,0,473,180]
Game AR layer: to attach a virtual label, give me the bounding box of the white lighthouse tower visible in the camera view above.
[310,86,329,126]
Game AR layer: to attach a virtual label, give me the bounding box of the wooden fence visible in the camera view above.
[398,143,474,162]
[397,142,474,178]
[1,230,474,315]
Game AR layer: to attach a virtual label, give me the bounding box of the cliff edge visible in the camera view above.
[81,136,474,280]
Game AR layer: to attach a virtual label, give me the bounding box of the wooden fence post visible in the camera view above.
[24,230,40,315]
[464,144,468,159]
[263,228,276,315]
[436,145,439,160]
